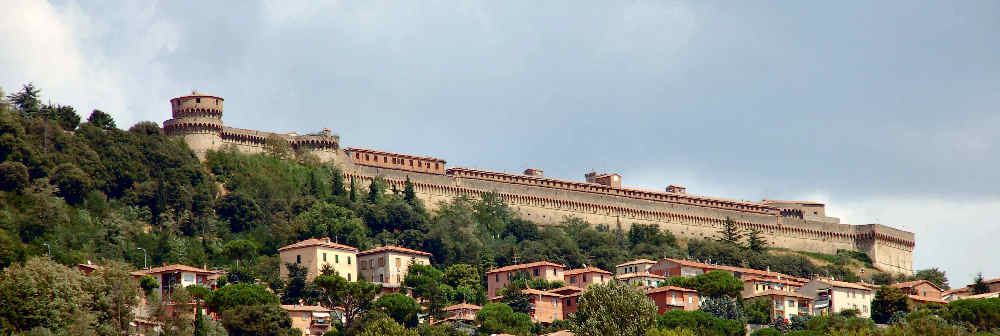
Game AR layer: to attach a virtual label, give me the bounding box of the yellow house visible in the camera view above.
[357,245,432,293]
[278,238,359,281]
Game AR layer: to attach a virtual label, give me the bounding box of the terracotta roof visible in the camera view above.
[907,295,947,304]
[357,245,432,257]
[616,273,667,280]
[985,277,1000,284]
[541,331,574,336]
[815,279,874,291]
[486,261,565,274]
[761,199,825,206]
[344,147,446,163]
[943,287,970,296]
[660,258,807,283]
[616,259,656,267]
[964,292,1000,299]
[742,275,806,287]
[277,238,358,253]
[891,280,943,292]
[745,289,815,300]
[443,303,482,311]
[130,264,216,276]
[646,286,698,294]
[75,263,101,270]
[564,267,612,276]
[548,286,584,295]
[522,288,563,297]
[280,305,332,312]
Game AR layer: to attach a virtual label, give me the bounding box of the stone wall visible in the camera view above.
[338,158,914,274]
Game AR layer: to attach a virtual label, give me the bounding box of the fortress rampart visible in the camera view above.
[164,92,915,275]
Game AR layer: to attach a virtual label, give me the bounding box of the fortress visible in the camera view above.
[165,92,915,275]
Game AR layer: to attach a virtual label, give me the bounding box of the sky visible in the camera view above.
[2,0,998,286]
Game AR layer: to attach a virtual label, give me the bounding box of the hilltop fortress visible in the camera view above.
[165,92,915,274]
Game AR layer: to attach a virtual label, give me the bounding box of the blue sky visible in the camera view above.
[2,0,998,286]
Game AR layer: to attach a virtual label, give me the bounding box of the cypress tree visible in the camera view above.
[972,272,990,294]
[332,167,344,196]
[349,177,357,202]
[404,176,417,205]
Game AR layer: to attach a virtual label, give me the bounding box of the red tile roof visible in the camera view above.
[130,264,217,276]
[357,245,432,257]
[906,295,947,304]
[548,286,585,295]
[522,288,564,297]
[890,280,943,292]
[616,259,656,267]
[563,267,612,276]
[616,273,667,280]
[344,147,446,163]
[646,286,698,294]
[277,238,358,252]
[443,303,482,311]
[280,305,332,312]
[660,258,808,283]
[814,278,874,291]
[486,261,565,274]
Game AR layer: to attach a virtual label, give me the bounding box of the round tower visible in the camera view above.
[163,91,225,159]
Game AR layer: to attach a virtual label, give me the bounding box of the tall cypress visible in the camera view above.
[404,176,417,205]
[349,177,357,202]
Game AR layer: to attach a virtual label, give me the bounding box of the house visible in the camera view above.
[281,305,340,336]
[615,272,667,288]
[742,275,806,298]
[563,267,612,288]
[652,258,809,284]
[943,287,970,302]
[440,303,481,323]
[130,264,218,299]
[798,278,875,318]
[486,261,566,298]
[73,261,101,276]
[646,286,700,313]
[891,280,945,306]
[616,259,656,275]
[130,264,219,319]
[549,286,584,319]
[356,245,432,293]
[964,292,1000,299]
[521,288,564,323]
[278,238,359,281]
[745,290,814,320]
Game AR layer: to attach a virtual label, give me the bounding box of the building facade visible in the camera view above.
[745,290,814,320]
[164,92,916,275]
[798,279,875,318]
[281,305,338,336]
[563,267,612,288]
[278,238,359,281]
[486,262,565,298]
[356,245,432,292]
[646,286,700,313]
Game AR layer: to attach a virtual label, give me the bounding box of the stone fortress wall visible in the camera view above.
[163,91,339,161]
[164,92,915,275]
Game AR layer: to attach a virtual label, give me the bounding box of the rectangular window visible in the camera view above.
[348,273,351,281]
[196,98,201,103]
[533,269,539,277]
[296,255,301,264]
[323,253,327,262]
[583,275,587,282]
[336,255,340,263]
[348,256,352,264]
[379,274,384,282]
[570,277,576,284]
[396,258,401,268]
[496,274,499,282]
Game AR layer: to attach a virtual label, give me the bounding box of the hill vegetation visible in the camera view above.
[0,83,978,335]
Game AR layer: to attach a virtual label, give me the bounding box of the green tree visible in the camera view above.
[871,272,894,286]
[476,303,532,336]
[282,262,316,305]
[668,271,744,299]
[0,257,94,333]
[264,135,292,160]
[745,226,768,253]
[717,218,743,246]
[207,283,280,312]
[655,310,745,336]
[87,109,117,130]
[7,83,42,117]
[699,296,743,321]
[570,281,658,336]
[944,297,1000,332]
[871,286,910,324]
[220,304,301,336]
[349,177,357,202]
[42,104,80,130]
[0,161,29,193]
[971,273,990,295]
[744,298,773,324]
[223,239,259,268]
[404,176,417,205]
[314,274,380,327]
[443,264,481,289]
[367,177,384,204]
[216,191,264,233]
[50,163,94,205]
[139,275,159,296]
[357,316,419,336]
[914,268,950,290]
[88,260,142,336]
[500,279,533,314]
[374,293,421,327]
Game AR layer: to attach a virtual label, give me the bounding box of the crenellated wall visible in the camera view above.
[338,157,915,275]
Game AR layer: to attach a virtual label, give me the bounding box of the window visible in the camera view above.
[688,296,693,304]
[336,255,340,263]
[355,153,359,159]
[323,253,327,262]
[495,274,499,282]
[379,274,384,282]
[383,157,387,163]
[348,273,351,281]
[570,277,576,284]
[409,160,413,166]
[396,258,401,268]
[566,299,572,306]
[583,275,587,282]
[554,269,557,276]
[533,269,539,277]
[348,256,352,264]
[296,255,301,264]
[196,98,201,103]
[378,257,384,266]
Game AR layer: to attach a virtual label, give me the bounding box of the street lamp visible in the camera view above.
[137,247,147,270]
[43,243,51,257]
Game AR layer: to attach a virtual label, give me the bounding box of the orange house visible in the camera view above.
[486,261,565,298]
[563,267,612,288]
[646,286,700,313]
[549,286,584,319]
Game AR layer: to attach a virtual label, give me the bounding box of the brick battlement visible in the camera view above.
[446,167,777,215]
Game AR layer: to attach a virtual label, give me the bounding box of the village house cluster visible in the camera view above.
[71,236,999,336]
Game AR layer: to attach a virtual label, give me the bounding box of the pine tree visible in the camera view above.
[972,272,990,294]
[404,177,417,205]
[349,177,357,202]
[193,299,206,336]
[746,226,768,252]
[332,168,345,196]
[717,217,743,246]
